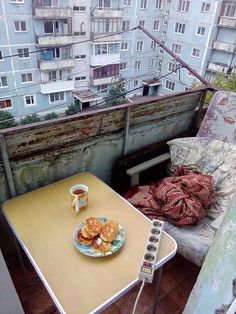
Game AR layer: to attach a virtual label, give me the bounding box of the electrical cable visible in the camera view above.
[132,279,146,314]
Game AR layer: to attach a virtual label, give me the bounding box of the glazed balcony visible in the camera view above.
[33,6,73,19]
[37,34,73,47]
[39,59,74,71]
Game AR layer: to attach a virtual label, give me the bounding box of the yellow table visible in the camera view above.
[3,172,176,314]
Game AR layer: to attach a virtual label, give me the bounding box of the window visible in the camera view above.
[24,95,36,106]
[74,31,86,36]
[135,60,141,70]
[141,0,147,9]
[48,70,63,81]
[185,87,191,91]
[122,20,130,31]
[148,58,155,68]
[44,21,59,34]
[75,54,86,59]
[18,48,29,58]
[10,0,24,3]
[165,80,175,91]
[14,21,26,32]
[175,22,186,34]
[153,20,160,30]
[178,1,190,12]
[73,6,86,11]
[0,99,12,109]
[151,40,157,49]
[221,3,236,17]
[196,26,206,35]
[139,20,145,28]
[49,92,64,103]
[75,76,86,81]
[94,43,119,55]
[92,18,118,33]
[166,0,171,3]
[165,9,170,14]
[21,73,33,83]
[93,64,120,79]
[43,0,58,5]
[123,0,131,6]
[120,62,127,70]
[168,62,178,73]
[156,0,162,9]
[172,43,181,54]
[137,41,143,51]
[163,20,168,25]
[0,76,8,87]
[121,42,128,50]
[201,2,211,12]
[162,30,167,35]
[98,0,111,8]
[0,51,3,60]
[159,49,164,54]
[133,80,138,87]
[192,48,200,57]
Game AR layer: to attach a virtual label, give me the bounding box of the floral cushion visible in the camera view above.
[167,137,236,220]
[197,91,236,143]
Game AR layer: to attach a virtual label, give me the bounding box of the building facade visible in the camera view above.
[0,0,235,117]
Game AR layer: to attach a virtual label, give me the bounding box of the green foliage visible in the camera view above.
[44,112,58,120]
[21,113,41,125]
[65,102,81,115]
[0,110,16,129]
[104,79,127,107]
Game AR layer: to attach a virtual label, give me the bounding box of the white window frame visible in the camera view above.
[174,22,186,34]
[148,58,155,68]
[172,43,181,54]
[24,95,36,107]
[135,60,141,70]
[10,0,24,3]
[139,20,145,28]
[151,40,158,49]
[137,41,143,51]
[73,6,86,11]
[122,20,130,31]
[43,0,59,6]
[153,20,160,31]
[141,0,147,9]
[201,2,211,12]
[120,62,127,70]
[0,99,13,110]
[14,21,27,32]
[21,73,33,83]
[156,0,162,10]
[168,62,178,73]
[133,80,139,87]
[178,1,190,12]
[75,76,86,81]
[0,76,8,88]
[123,0,131,7]
[191,48,200,58]
[49,92,65,104]
[121,42,129,51]
[196,26,206,36]
[74,54,87,59]
[165,80,175,91]
[18,48,30,59]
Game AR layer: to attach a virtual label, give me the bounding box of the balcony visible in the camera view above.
[91,8,122,18]
[40,79,74,94]
[37,34,73,47]
[39,59,74,71]
[90,76,116,86]
[218,16,236,28]
[33,6,73,19]
[91,32,122,42]
[213,41,235,53]
[90,53,120,66]
[208,62,229,72]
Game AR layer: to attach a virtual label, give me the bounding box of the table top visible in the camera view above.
[3,172,176,314]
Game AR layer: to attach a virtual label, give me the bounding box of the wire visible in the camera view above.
[132,279,146,314]
[2,28,138,60]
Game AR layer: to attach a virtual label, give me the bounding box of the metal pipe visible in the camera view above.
[138,25,211,86]
[0,135,16,197]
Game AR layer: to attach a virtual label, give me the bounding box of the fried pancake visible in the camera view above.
[100,220,118,242]
[85,217,102,237]
[81,226,94,239]
[92,236,112,253]
[77,229,93,245]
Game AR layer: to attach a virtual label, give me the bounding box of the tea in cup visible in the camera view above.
[70,184,88,213]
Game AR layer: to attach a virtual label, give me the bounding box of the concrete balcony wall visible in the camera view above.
[90,54,120,66]
[34,7,73,19]
[219,17,236,28]
[91,76,115,86]
[213,41,235,53]
[39,59,74,71]
[37,35,73,47]
[92,8,122,18]
[40,80,74,94]
[208,62,228,72]
[91,33,122,42]
[0,88,210,204]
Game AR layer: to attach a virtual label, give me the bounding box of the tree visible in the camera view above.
[104,78,127,107]
[21,113,41,125]
[44,112,58,120]
[0,111,16,129]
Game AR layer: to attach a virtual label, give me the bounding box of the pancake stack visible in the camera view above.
[76,217,119,253]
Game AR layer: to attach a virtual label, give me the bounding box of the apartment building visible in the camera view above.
[0,0,235,117]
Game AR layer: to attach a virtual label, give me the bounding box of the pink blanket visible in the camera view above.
[125,166,214,226]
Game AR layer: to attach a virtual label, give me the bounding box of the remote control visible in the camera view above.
[138,219,164,283]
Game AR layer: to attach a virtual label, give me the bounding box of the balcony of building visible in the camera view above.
[90,64,120,86]
[218,16,236,28]
[37,34,73,47]
[91,18,122,42]
[33,6,73,19]
[91,7,122,18]
[40,78,74,94]
[39,58,74,71]
[213,41,236,53]
[90,43,120,66]
[207,61,229,73]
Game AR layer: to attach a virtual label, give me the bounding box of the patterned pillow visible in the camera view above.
[167,137,236,220]
[197,91,236,143]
